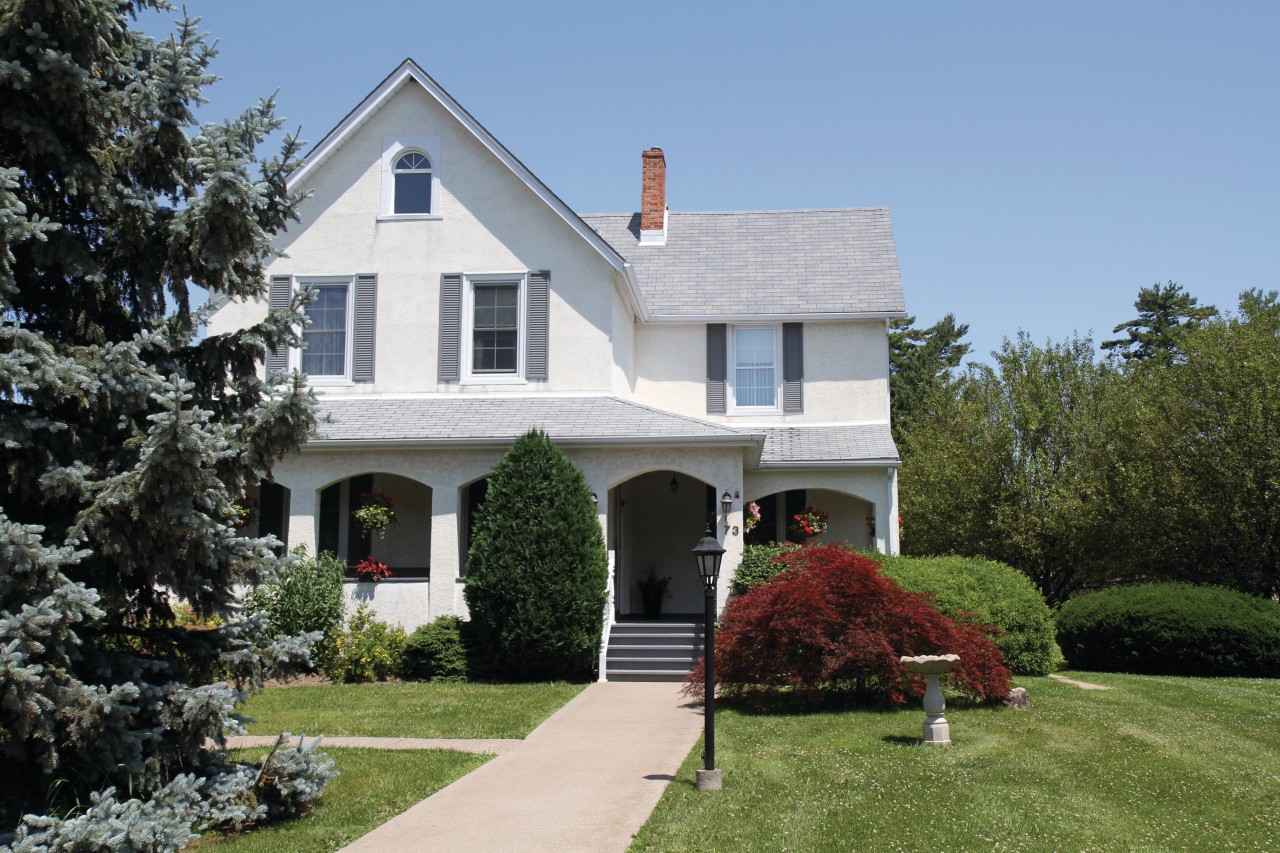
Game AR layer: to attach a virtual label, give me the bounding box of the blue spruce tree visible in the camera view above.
[1,3,332,848]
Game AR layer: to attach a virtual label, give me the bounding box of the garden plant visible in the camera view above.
[464,429,607,680]
[691,544,1011,708]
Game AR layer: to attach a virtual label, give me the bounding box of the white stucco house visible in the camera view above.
[209,59,906,659]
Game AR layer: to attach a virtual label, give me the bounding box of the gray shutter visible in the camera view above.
[353,274,377,383]
[266,275,292,373]
[438,273,462,383]
[783,322,804,413]
[526,271,549,381]
[706,323,727,414]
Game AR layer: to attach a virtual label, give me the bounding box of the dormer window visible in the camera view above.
[380,136,441,220]
[393,151,433,213]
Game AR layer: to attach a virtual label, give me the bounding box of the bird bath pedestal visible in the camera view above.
[901,654,960,745]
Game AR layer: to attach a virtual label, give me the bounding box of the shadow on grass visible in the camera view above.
[881,735,922,746]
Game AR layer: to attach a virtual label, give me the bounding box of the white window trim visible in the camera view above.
[728,324,782,414]
[461,273,527,385]
[379,135,443,220]
[294,276,355,386]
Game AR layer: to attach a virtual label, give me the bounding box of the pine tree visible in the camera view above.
[1,3,331,846]
[464,430,607,680]
[888,312,970,440]
[1101,280,1217,362]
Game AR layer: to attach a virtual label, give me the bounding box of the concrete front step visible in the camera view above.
[605,620,704,682]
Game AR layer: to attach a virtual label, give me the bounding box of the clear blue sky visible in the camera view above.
[148,1,1278,364]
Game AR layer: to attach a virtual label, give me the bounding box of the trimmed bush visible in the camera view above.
[402,616,473,682]
[729,542,800,597]
[464,429,607,680]
[875,554,1061,675]
[691,544,1011,709]
[1056,583,1280,676]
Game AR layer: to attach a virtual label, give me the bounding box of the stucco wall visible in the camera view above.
[631,320,890,422]
[273,443,748,626]
[208,82,620,394]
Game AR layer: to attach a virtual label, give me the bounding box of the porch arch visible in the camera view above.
[314,470,433,577]
[608,469,716,618]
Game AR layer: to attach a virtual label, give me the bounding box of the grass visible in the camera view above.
[238,681,586,739]
[631,672,1280,852]
[195,748,487,853]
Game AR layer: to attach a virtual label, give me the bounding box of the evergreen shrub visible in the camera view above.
[1056,583,1280,676]
[690,544,1012,709]
[876,554,1061,675]
[246,549,346,672]
[325,605,407,683]
[402,616,476,682]
[465,430,607,680]
[729,542,799,597]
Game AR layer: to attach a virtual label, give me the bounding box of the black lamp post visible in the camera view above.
[691,525,725,790]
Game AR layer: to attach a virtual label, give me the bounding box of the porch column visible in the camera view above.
[428,485,460,622]
[278,475,317,556]
[886,467,901,556]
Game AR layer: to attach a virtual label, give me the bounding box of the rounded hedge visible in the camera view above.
[876,554,1061,676]
[1056,583,1280,677]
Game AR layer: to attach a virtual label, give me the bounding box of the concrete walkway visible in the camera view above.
[339,681,703,853]
[225,735,521,755]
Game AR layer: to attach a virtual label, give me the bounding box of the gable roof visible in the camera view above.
[581,209,907,321]
[287,58,628,278]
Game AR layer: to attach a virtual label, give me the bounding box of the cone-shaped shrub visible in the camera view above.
[689,544,1011,708]
[465,430,607,680]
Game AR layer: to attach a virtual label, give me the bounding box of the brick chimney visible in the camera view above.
[639,147,666,245]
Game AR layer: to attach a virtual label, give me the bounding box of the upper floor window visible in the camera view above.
[462,274,525,382]
[731,326,779,410]
[380,136,441,220]
[393,151,433,214]
[299,277,354,382]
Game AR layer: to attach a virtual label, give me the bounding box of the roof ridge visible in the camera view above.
[580,207,890,218]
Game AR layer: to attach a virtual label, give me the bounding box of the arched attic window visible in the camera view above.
[393,150,433,214]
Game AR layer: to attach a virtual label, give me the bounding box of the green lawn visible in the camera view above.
[195,748,486,853]
[632,673,1280,852]
[238,681,586,739]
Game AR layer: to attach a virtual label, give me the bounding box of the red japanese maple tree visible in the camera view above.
[688,544,1011,708]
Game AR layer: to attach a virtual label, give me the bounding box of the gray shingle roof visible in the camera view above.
[580,209,906,319]
[313,396,753,444]
[758,424,899,464]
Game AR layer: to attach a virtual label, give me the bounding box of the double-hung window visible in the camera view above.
[299,277,354,382]
[730,326,780,410]
[462,274,526,382]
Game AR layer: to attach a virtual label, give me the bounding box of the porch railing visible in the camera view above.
[598,550,616,682]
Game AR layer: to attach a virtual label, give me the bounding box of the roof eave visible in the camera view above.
[304,433,763,452]
[645,310,908,323]
[756,458,902,469]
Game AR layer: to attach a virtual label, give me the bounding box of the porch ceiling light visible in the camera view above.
[691,525,726,591]
[669,476,679,494]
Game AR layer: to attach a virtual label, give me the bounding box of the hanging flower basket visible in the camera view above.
[744,501,762,532]
[789,506,830,539]
[353,491,397,538]
[230,496,259,528]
